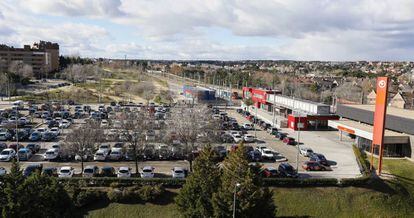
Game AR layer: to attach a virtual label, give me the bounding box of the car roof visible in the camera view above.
[60,166,72,170]
[173,167,184,170]
[142,166,153,170]
[119,166,130,170]
[84,165,97,169]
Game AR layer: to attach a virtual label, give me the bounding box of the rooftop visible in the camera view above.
[331,119,406,137]
[344,104,414,120]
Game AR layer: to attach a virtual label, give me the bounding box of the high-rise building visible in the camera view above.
[0,41,59,76]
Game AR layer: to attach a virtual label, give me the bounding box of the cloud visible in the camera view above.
[18,0,124,17]
[3,0,414,60]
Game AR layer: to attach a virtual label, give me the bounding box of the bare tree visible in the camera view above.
[63,121,104,173]
[134,82,156,105]
[119,110,149,174]
[168,105,220,171]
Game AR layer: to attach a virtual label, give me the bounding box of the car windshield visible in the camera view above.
[18,150,27,154]
[1,150,10,155]
[143,169,152,173]
[84,169,94,173]
[46,151,55,155]
[284,165,294,171]
[307,149,313,153]
[269,169,277,173]
[100,145,109,149]
[174,170,183,174]
[264,150,272,154]
[119,169,129,173]
[111,151,119,155]
[60,170,70,174]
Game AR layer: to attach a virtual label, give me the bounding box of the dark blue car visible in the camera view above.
[29,132,42,141]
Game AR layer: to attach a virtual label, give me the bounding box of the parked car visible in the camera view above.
[98,144,111,155]
[83,165,99,177]
[58,166,75,178]
[29,132,42,141]
[100,166,116,177]
[59,120,71,128]
[276,132,287,140]
[299,146,314,157]
[261,167,279,178]
[17,148,33,161]
[232,134,243,143]
[261,148,275,160]
[140,166,155,178]
[43,148,60,161]
[26,143,41,153]
[0,167,6,176]
[42,167,58,177]
[42,132,56,141]
[49,127,60,136]
[310,153,329,166]
[23,164,43,177]
[249,150,262,162]
[171,167,186,178]
[243,134,255,143]
[302,161,329,171]
[242,123,253,130]
[0,148,16,161]
[109,147,123,161]
[94,150,108,161]
[283,137,296,145]
[117,166,132,178]
[278,163,298,178]
[0,131,12,141]
[267,127,278,135]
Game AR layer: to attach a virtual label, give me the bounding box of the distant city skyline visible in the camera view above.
[1,0,414,61]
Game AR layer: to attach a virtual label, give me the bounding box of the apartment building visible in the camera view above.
[0,41,59,76]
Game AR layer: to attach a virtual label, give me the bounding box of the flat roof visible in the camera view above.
[331,119,407,137]
[344,104,414,120]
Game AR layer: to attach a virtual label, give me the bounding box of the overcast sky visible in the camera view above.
[1,0,414,61]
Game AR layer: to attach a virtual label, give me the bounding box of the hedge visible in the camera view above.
[352,144,371,175]
[263,177,339,187]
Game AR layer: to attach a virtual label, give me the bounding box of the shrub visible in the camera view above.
[138,185,165,202]
[75,190,106,207]
[107,189,123,203]
[263,178,338,187]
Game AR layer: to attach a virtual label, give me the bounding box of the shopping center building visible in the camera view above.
[328,104,414,159]
[242,87,338,130]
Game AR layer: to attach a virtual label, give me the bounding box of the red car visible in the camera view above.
[302,161,328,171]
[283,137,295,145]
[246,115,254,121]
[261,167,279,178]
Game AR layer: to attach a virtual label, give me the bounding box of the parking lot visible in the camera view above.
[0,99,361,179]
[227,109,361,178]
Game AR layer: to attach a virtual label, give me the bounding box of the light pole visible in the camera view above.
[296,111,301,172]
[233,183,241,218]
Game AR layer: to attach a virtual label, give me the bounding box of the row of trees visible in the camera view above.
[176,144,276,217]
[0,59,34,100]
[63,104,220,173]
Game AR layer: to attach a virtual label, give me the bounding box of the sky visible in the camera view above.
[1,0,414,61]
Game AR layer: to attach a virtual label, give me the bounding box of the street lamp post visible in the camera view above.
[296,112,301,172]
[233,183,241,218]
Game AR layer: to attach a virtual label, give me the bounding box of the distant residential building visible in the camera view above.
[0,41,59,76]
[366,90,376,105]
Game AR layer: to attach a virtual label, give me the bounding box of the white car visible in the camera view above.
[83,165,98,178]
[117,167,132,178]
[232,134,243,143]
[261,148,275,160]
[101,119,109,128]
[140,166,155,178]
[98,144,111,155]
[36,128,47,134]
[59,120,71,128]
[109,148,123,161]
[0,167,6,176]
[243,123,253,130]
[43,148,59,161]
[94,150,107,161]
[0,132,11,141]
[171,167,186,178]
[58,166,75,178]
[243,134,255,143]
[0,148,16,162]
[299,146,314,157]
[49,127,60,136]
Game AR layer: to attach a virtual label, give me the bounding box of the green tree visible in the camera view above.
[175,146,221,217]
[1,161,74,217]
[212,144,276,218]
